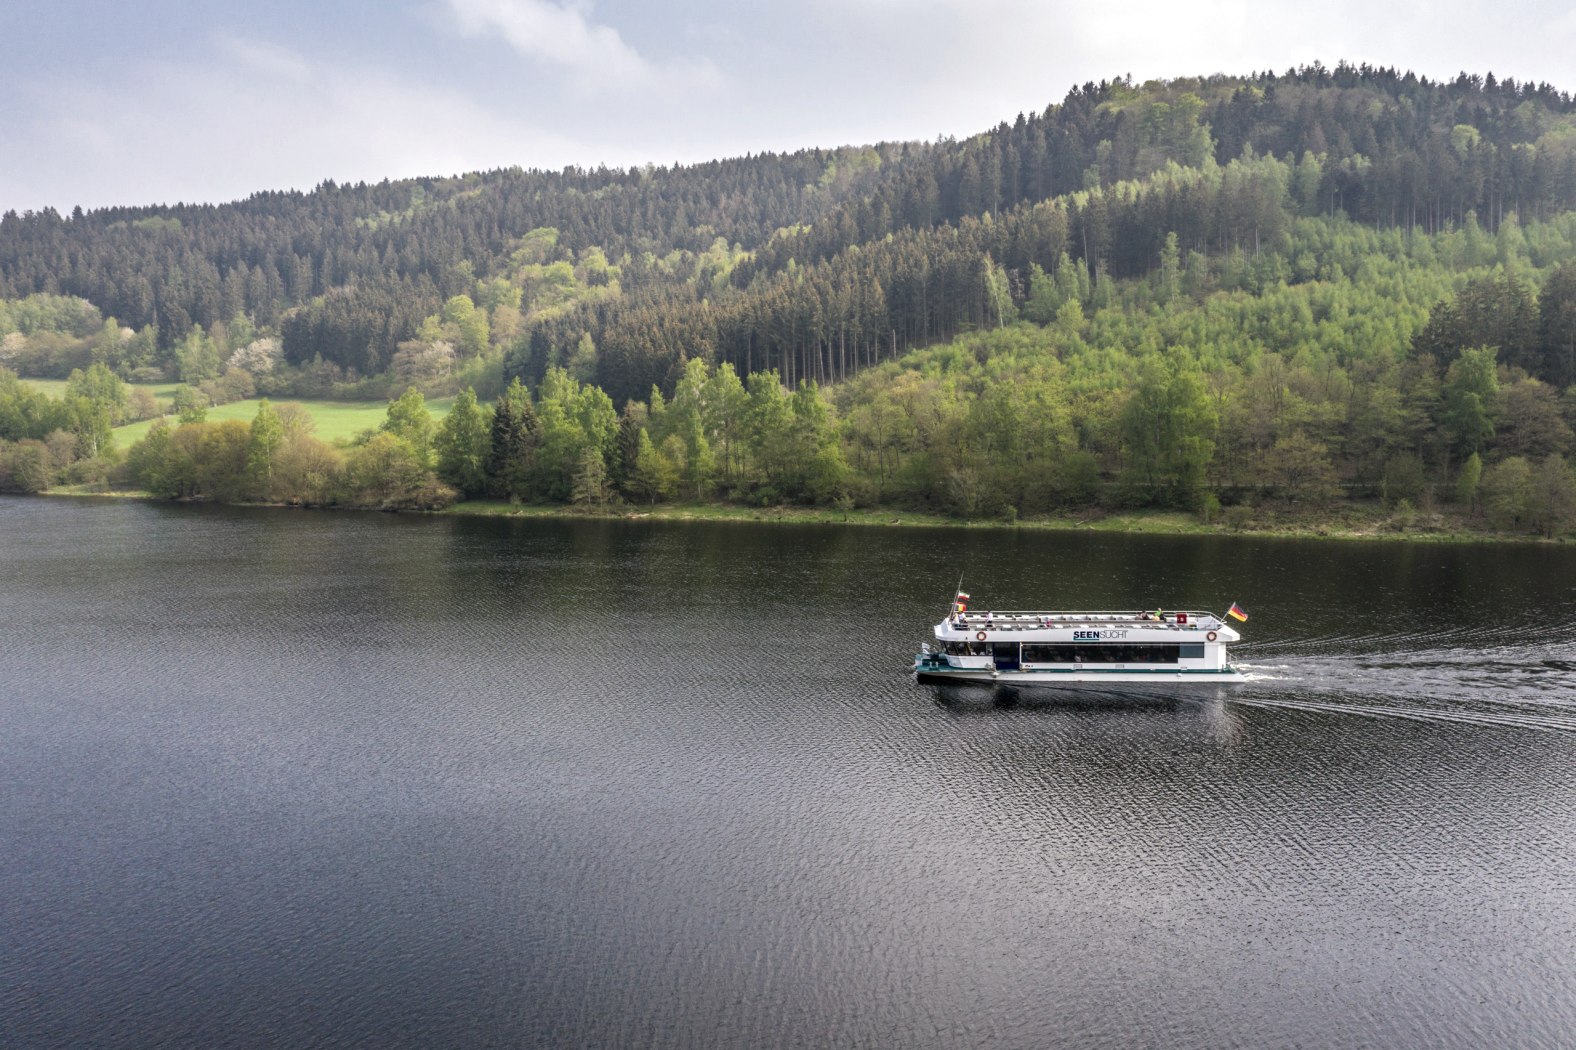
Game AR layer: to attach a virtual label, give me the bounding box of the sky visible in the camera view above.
[4,0,1576,213]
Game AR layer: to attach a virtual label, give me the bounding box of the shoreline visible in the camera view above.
[440,500,1560,545]
[29,486,1565,546]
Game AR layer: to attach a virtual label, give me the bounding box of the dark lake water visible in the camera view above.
[4,496,1575,1049]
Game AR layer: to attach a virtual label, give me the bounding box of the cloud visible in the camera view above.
[216,33,314,85]
[444,0,723,95]
[8,0,1576,214]
[0,35,600,211]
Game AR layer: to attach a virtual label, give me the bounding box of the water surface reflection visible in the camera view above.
[2,498,1574,1049]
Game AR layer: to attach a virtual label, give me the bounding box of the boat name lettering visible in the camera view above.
[1073,629,1128,640]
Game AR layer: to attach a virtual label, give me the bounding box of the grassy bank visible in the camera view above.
[33,482,1560,544]
[436,498,1552,544]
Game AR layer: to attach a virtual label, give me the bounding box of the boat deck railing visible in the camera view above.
[947,610,1225,631]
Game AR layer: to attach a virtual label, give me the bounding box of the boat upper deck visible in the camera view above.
[947,610,1227,631]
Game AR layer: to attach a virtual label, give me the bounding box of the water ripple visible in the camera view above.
[3,498,1576,1050]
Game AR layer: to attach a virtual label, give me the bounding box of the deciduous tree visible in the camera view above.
[433,387,491,497]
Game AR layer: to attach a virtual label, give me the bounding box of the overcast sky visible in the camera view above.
[4,0,1576,213]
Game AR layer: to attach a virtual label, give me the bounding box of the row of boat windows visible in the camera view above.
[942,642,1207,663]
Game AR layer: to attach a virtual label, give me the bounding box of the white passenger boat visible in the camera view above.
[913,592,1246,685]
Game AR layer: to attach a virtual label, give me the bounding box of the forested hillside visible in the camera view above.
[5,62,1576,533]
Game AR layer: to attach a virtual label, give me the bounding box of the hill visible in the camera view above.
[4,63,1576,534]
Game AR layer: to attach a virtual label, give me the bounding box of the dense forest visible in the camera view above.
[5,63,1576,534]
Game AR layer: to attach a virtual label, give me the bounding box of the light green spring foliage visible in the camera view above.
[247,398,284,492]
[433,388,491,497]
[13,193,1576,533]
[381,387,434,466]
[802,210,1576,519]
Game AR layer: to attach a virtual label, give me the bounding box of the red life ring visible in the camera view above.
[1206,631,1218,642]
[976,631,988,641]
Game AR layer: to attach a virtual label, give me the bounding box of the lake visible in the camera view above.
[3,497,1574,1049]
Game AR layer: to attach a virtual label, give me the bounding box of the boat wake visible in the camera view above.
[1228,639,1576,733]
[1227,693,1576,733]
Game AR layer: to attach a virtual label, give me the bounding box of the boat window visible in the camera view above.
[1179,644,1205,659]
[1020,644,1183,664]
[944,640,993,656]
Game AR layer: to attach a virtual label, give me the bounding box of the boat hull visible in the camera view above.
[915,665,1245,685]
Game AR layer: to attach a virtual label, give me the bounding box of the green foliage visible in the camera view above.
[570,444,613,505]
[1530,454,1576,537]
[1497,378,1572,458]
[421,295,490,358]
[566,333,598,385]
[627,428,676,504]
[1455,451,1483,512]
[1119,359,1216,508]
[1539,261,1576,387]
[0,293,101,339]
[341,431,456,510]
[531,367,618,501]
[124,419,177,496]
[0,439,53,493]
[443,296,486,351]
[125,403,345,505]
[174,326,222,383]
[1022,263,1059,324]
[1442,347,1499,456]
[57,202,1576,537]
[6,64,1576,392]
[131,419,252,501]
[1264,433,1341,506]
[15,68,1576,537]
[172,384,208,424]
[0,369,73,440]
[1156,233,1181,305]
[381,386,434,466]
[434,387,492,497]
[1383,454,1428,507]
[487,377,538,500]
[1482,456,1534,530]
[247,399,285,497]
[1413,272,1539,376]
[65,363,126,418]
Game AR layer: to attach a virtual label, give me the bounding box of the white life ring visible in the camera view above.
[1206,631,1218,642]
[976,631,988,641]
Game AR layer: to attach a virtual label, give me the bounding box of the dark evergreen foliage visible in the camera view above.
[486,378,539,499]
[7,64,1576,391]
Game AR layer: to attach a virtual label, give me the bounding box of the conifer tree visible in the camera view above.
[487,377,538,500]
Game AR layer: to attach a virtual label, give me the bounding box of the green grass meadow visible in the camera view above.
[27,378,184,402]
[111,396,455,446]
[18,377,455,446]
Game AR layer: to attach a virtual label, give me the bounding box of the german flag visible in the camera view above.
[1226,601,1248,622]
